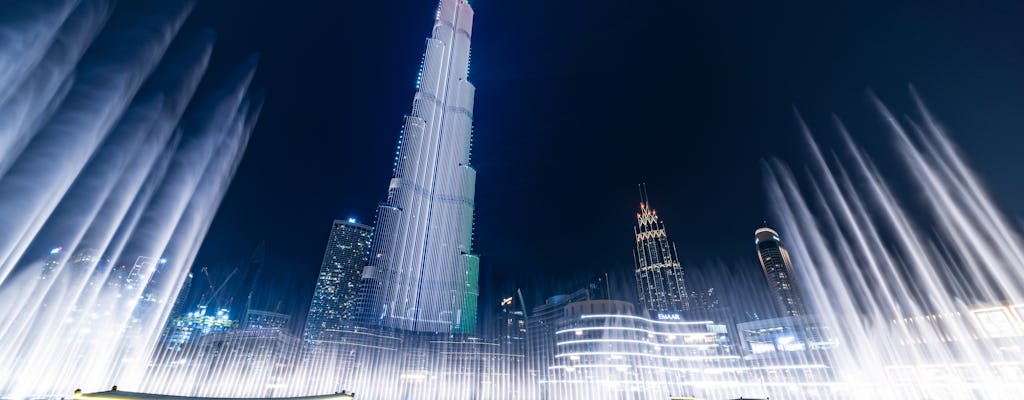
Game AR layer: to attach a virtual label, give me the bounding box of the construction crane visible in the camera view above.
[199,266,238,310]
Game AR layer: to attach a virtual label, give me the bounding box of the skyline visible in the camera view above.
[4,1,1024,397]
[171,0,1024,326]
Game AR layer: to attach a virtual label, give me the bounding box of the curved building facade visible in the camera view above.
[755,227,806,317]
[543,300,739,399]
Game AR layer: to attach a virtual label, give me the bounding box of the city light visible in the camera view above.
[2,0,1023,399]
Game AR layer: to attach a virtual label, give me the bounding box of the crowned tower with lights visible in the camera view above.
[633,186,689,314]
[361,0,479,334]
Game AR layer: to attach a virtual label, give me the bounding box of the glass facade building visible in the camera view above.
[362,0,480,334]
[303,219,372,343]
[755,227,806,317]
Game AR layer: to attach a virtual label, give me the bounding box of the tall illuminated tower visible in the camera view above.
[304,219,372,343]
[633,189,689,314]
[755,226,806,317]
[362,0,479,334]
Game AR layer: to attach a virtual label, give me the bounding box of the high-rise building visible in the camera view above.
[633,191,688,314]
[361,0,479,334]
[303,219,372,343]
[498,289,527,344]
[755,226,806,317]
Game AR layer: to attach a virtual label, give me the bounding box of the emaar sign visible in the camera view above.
[656,312,681,321]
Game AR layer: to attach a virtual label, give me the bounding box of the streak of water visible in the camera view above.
[766,91,1024,398]
[0,1,260,397]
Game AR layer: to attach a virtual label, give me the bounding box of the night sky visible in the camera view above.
[168,0,1024,329]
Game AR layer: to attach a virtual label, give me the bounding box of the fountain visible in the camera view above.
[3,1,1023,399]
[765,91,1024,398]
[0,1,260,397]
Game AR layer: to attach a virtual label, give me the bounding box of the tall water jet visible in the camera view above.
[0,1,261,397]
[766,91,1024,398]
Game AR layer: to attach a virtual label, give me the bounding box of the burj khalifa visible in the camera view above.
[361,0,479,334]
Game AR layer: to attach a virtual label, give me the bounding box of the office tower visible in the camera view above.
[303,219,372,343]
[633,191,689,313]
[755,226,806,317]
[361,0,480,334]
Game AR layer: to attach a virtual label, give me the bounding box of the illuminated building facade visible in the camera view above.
[527,288,598,395]
[736,315,836,360]
[362,0,480,334]
[303,219,372,343]
[755,227,806,317]
[634,193,689,314]
[543,300,740,399]
[165,305,237,349]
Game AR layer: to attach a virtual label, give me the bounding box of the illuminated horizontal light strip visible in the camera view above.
[557,366,757,376]
[430,340,500,346]
[885,362,976,369]
[883,362,1024,371]
[548,364,632,370]
[541,380,861,389]
[322,329,402,340]
[580,314,713,325]
[747,364,829,370]
[555,351,740,361]
[557,338,718,349]
[539,380,765,386]
[632,365,749,373]
[555,326,715,337]
[311,342,397,351]
[439,352,526,358]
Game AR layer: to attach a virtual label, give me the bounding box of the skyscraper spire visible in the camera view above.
[361,0,479,334]
[633,189,688,314]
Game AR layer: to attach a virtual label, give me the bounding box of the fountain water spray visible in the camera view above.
[0,1,261,397]
[765,91,1024,398]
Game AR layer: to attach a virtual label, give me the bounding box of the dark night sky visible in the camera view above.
[169,0,1024,328]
